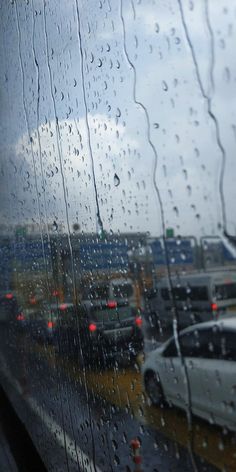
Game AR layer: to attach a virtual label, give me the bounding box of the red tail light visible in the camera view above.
[6,293,13,300]
[47,320,55,329]
[135,316,143,327]
[29,297,36,305]
[211,303,218,311]
[52,290,59,297]
[107,300,117,309]
[16,313,25,321]
[59,303,67,311]
[89,323,97,332]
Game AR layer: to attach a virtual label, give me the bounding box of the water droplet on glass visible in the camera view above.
[173,206,179,217]
[113,173,120,187]
[186,185,192,196]
[116,108,121,118]
[52,220,58,231]
[114,455,120,466]
[162,81,168,91]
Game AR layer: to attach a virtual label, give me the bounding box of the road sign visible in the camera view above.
[166,228,174,238]
[151,239,193,266]
[79,242,129,271]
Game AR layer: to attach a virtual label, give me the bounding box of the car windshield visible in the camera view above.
[113,284,133,299]
[91,306,135,323]
[161,285,209,301]
[88,286,110,300]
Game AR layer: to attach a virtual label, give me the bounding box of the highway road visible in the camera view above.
[0,327,235,472]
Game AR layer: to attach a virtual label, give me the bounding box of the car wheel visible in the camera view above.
[144,371,164,406]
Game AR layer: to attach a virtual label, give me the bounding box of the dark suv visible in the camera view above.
[56,300,144,367]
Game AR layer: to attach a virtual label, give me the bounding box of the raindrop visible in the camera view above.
[111,439,118,451]
[186,185,192,196]
[98,58,102,67]
[224,67,230,82]
[154,123,159,129]
[219,38,225,49]
[114,455,120,466]
[202,438,208,448]
[218,441,224,451]
[52,220,58,231]
[155,23,160,33]
[173,206,179,217]
[162,80,168,91]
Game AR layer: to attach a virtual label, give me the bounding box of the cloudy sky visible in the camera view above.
[0,0,236,240]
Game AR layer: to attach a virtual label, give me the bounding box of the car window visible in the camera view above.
[217,330,236,361]
[161,286,209,301]
[1,1,236,471]
[91,305,135,323]
[163,338,178,358]
[113,284,133,299]
[215,283,236,300]
[164,328,222,359]
[179,328,219,358]
[88,286,110,300]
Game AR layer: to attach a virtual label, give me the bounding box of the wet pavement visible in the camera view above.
[0,326,235,472]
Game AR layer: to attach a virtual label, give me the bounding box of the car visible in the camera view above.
[56,300,144,367]
[82,278,136,307]
[144,270,236,330]
[28,302,73,343]
[0,292,19,323]
[142,318,236,431]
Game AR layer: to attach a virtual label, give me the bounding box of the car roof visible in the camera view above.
[180,316,236,335]
[158,270,236,285]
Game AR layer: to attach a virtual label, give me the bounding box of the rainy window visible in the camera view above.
[0,0,236,471]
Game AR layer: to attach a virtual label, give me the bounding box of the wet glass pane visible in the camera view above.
[0,0,236,471]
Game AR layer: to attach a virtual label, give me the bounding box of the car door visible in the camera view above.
[181,327,216,417]
[161,338,188,408]
[198,329,236,428]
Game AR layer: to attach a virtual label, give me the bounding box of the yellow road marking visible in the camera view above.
[30,341,236,471]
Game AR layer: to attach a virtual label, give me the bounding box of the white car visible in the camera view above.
[142,318,236,431]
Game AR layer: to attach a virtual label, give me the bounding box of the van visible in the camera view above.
[82,277,137,307]
[145,270,236,329]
